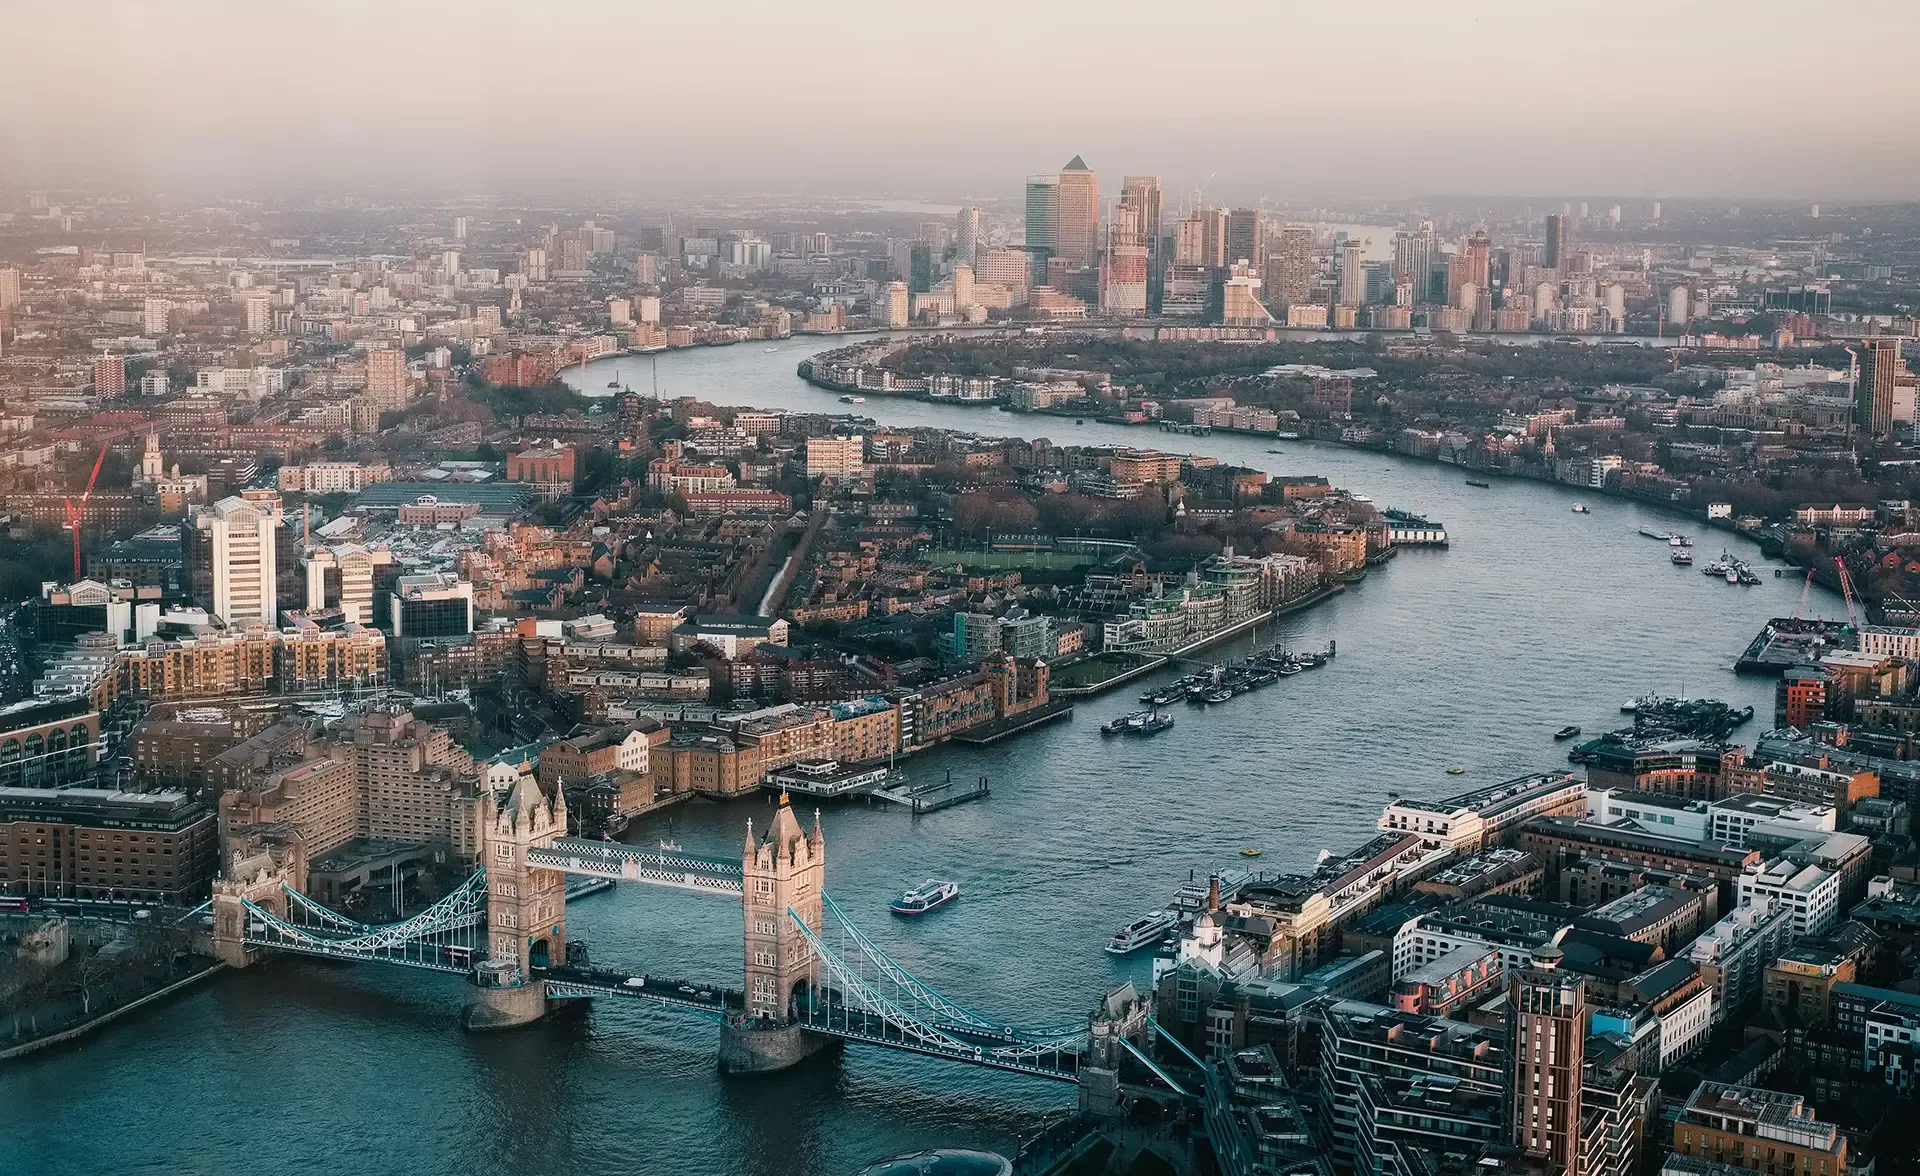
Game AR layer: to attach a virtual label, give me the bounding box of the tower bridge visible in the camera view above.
[208,779,1166,1093]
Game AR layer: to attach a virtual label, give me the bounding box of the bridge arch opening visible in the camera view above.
[788,977,815,1022]
[529,937,551,970]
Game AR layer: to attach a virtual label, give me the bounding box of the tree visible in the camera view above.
[73,944,119,1015]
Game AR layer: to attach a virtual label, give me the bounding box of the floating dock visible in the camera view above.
[868,774,991,815]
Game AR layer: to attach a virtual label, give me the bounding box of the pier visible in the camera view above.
[868,773,991,815]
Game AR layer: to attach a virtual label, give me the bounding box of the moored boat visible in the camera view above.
[1672,550,1693,565]
[1465,479,1491,488]
[890,879,960,916]
[1554,725,1581,740]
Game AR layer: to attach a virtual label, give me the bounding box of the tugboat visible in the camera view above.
[1554,725,1582,741]
[1107,910,1179,954]
[1102,712,1146,736]
[1672,549,1693,566]
[1128,710,1175,736]
[890,879,960,916]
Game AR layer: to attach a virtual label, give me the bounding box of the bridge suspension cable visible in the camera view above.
[238,870,488,973]
[817,892,1084,1040]
[790,907,1084,1078]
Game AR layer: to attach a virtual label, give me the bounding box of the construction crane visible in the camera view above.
[1790,566,1816,621]
[1834,556,1861,629]
[61,440,113,581]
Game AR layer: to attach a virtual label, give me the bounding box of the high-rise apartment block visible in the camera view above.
[141,297,171,336]
[366,346,410,411]
[1340,240,1367,307]
[93,354,125,395]
[1510,942,1586,1171]
[197,496,280,627]
[0,267,20,311]
[1269,227,1315,311]
[873,281,910,328]
[1857,337,1907,436]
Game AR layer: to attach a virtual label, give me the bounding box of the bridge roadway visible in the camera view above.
[541,965,740,1018]
[796,995,1084,1082]
[528,838,745,897]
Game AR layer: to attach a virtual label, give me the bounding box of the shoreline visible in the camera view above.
[0,962,225,1062]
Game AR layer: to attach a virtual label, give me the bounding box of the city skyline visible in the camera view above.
[4,1,1919,200]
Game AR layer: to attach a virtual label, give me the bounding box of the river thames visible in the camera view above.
[1,337,1836,1176]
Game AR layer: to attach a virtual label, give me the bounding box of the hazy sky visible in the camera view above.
[5,0,1917,202]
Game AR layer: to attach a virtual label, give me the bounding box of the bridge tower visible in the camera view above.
[209,838,306,968]
[720,791,836,1073]
[465,776,568,1030]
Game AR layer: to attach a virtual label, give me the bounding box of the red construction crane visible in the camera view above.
[1834,556,1861,629]
[61,440,113,581]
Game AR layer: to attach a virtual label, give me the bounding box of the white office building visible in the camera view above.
[197,497,280,626]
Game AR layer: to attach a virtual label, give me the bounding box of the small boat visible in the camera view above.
[606,379,621,389]
[1139,690,1161,704]
[1553,725,1582,741]
[763,347,780,354]
[1445,766,1466,775]
[890,879,960,916]
[1268,448,1285,454]
[1205,688,1233,704]
[1107,910,1179,954]
[839,395,865,404]
[1075,418,1085,425]
[1672,550,1693,565]
[1240,847,1263,858]
[1571,505,1591,514]
[1128,710,1175,736]
[1277,663,1302,677]
[1465,479,1491,488]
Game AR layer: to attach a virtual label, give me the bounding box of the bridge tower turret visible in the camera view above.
[742,790,824,1021]
[465,776,568,1030]
[720,791,838,1073]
